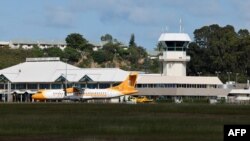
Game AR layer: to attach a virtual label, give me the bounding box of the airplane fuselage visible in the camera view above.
[81,89,122,99]
[32,88,124,101]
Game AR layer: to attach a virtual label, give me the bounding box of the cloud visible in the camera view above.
[45,6,74,28]
[35,0,249,48]
[69,0,173,25]
[185,0,221,17]
[68,0,223,27]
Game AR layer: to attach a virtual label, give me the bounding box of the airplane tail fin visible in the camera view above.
[64,87,80,96]
[66,87,79,93]
[110,72,138,95]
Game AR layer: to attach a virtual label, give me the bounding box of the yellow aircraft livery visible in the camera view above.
[32,72,138,101]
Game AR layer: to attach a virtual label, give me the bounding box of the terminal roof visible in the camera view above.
[0,60,128,83]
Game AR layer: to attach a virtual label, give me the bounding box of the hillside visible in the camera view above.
[0,33,160,74]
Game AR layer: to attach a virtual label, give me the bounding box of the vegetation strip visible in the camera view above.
[0,103,250,141]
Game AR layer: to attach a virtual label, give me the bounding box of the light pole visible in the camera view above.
[3,81,5,102]
[235,73,239,85]
[227,72,232,82]
[63,58,68,88]
[215,71,221,77]
[197,72,202,76]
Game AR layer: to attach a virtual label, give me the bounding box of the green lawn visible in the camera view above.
[0,103,250,141]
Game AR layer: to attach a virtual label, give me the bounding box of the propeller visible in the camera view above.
[63,81,67,97]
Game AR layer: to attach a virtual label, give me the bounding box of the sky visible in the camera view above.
[0,0,250,50]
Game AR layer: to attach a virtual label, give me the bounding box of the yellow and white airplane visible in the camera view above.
[32,72,138,101]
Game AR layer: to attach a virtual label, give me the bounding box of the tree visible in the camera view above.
[148,59,160,73]
[127,47,137,62]
[83,43,95,53]
[187,43,205,75]
[65,33,88,50]
[101,34,113,43]
[129,33,137,47]
[30,46,44,57]
[189,24,250,82]
[63,47,80,63]
[44,47,64,58]
[155,42,165,52]
[92,50,112,64]
[238,29,249,38]
[102,42,119,54]
[137,46,147,58]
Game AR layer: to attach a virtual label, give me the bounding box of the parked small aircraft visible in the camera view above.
[131,96,154,103]
[32,72,138,101]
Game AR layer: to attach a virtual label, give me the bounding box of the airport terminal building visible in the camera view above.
[0,32,232,103]
[0,57,130,102]
[0,57,229,103]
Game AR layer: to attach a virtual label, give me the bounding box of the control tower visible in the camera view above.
[159,33,191,76]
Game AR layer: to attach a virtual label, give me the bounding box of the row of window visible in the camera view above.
[165,41,186,47]
[136,84,220,89]
[166,47,187,51]
[12,44,66,47]
[74,83,111,89]
[0,83,220,90]
[85,91,108,95]
[0,83,112,90]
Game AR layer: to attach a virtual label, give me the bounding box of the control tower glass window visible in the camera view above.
[176,41,185,47]
[164,41,187,51]
[166,41,175,47]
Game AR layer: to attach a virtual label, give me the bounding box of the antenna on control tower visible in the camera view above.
[165,26,169,32]
[179,18,182,33]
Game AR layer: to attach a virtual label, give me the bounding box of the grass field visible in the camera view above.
[0,103,250,141]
